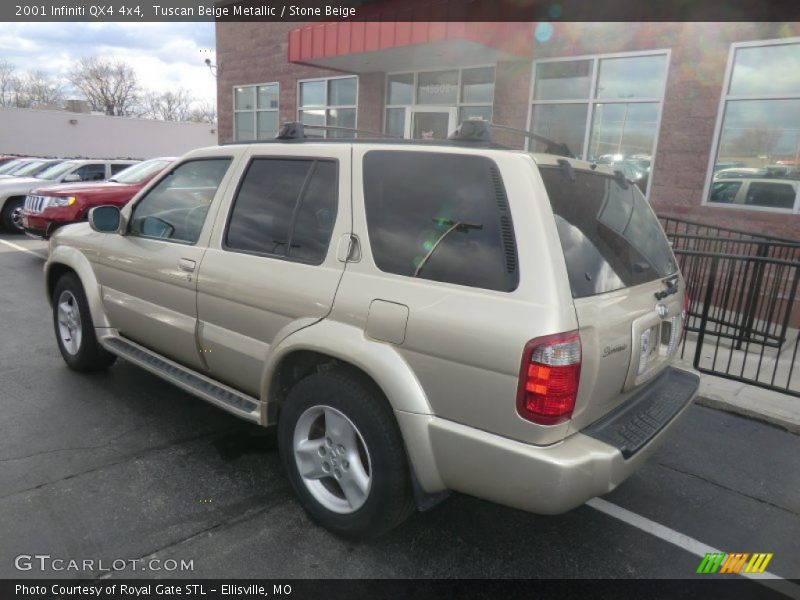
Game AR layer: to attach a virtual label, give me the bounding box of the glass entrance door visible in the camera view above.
[406,107,457,139]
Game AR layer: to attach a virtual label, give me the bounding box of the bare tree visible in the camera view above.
[140,87,195,121]
[69,56,139,116]
[14,69,65,108]
[0,60,20,107]
[187,100,217,124]
[723,126,782,158]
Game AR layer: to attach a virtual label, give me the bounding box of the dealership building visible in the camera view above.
[215,17,800,238]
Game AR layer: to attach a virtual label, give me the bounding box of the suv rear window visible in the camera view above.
[539,166,677,298]
[363,151,518,292]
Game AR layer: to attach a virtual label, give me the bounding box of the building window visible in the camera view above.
[384,67,496,138]
[706,39,800,213]
[528,51,668,196]
[233,83,279,141]
[297,76,358,138]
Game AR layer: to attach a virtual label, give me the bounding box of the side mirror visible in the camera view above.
[62,173,81,182]
[88,206,121,233]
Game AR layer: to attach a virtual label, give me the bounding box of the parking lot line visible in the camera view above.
[587,497,800,599]
[0,237,43,257]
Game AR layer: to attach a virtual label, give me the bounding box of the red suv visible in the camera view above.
[22,157,174,239]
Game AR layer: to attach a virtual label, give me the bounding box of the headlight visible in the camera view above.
[52,196,77,207]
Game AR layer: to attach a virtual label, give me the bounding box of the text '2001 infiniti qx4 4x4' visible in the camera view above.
[44,120,698,539]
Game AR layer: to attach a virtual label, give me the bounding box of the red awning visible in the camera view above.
[288,18,533,72]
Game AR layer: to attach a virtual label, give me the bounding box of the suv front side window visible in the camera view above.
[72,163,106,181]
[362,150,519,292]
[129,158,232,244]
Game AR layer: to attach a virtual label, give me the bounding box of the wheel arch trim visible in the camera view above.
[45,248,110,329]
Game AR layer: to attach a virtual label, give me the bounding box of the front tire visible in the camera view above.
[52,273,116,371]
[1,197,24,233]
[278,370,415,539]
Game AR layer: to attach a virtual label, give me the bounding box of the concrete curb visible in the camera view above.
[695,395,800,435]
[674,359,800,435]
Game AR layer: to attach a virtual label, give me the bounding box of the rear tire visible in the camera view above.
[1,197,24,233]
[52,273,116,372]
[278,370,415,539]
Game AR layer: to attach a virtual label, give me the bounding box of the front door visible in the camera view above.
[94,156,236,371]
[406,106,457,140]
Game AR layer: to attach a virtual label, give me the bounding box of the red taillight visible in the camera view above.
[516,331,581,426]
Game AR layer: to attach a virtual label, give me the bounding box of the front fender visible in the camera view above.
[45,245,110,329]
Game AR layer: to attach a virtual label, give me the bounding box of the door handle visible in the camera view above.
[178,258,196,272]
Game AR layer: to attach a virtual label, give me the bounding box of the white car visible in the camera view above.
[0,159,138,232]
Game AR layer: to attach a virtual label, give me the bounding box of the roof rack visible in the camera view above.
[448,119,573,158]
[226,119,571,158]
[276,121,402,140]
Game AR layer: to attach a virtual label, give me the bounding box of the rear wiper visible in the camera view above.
[414,219,483,278]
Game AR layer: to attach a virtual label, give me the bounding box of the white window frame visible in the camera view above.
[296,74,359,138]
[526,49,670,199]
[232,82,280,141]
[703,37,800,214]
[384,65,497,137]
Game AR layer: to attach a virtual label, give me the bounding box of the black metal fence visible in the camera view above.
[659,216,800,398]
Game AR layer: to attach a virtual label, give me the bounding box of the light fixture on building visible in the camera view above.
[204,58,219,77]
[69,118,78,125]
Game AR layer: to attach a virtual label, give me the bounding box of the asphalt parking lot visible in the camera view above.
[0,232,798,590]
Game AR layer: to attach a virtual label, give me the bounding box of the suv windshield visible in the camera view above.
[11,160,51,177]
[110,159,172,184]
[539,165,677,298]
[0,159,27,174]
[36,161,78,181]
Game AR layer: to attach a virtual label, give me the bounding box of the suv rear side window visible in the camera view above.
[224,158,337,264]
[363,151,518,292]
[539,166,676,298]
[745,181,796,209]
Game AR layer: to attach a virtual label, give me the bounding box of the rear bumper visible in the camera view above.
[396,366,699,515]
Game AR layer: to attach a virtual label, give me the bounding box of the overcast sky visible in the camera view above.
[0,23,216,104]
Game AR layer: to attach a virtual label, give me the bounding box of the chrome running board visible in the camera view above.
[100,334,263,424]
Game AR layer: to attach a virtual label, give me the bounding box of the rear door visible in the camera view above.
[535,158,685,431]
[194,144,351,397]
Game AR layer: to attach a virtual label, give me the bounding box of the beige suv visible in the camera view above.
[44,122,698,538]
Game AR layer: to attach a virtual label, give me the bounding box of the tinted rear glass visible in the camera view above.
[539,166,676,298]
[363,151,518,292]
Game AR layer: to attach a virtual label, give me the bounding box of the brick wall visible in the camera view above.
[216,21,800,240]
[216,22,385,141]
